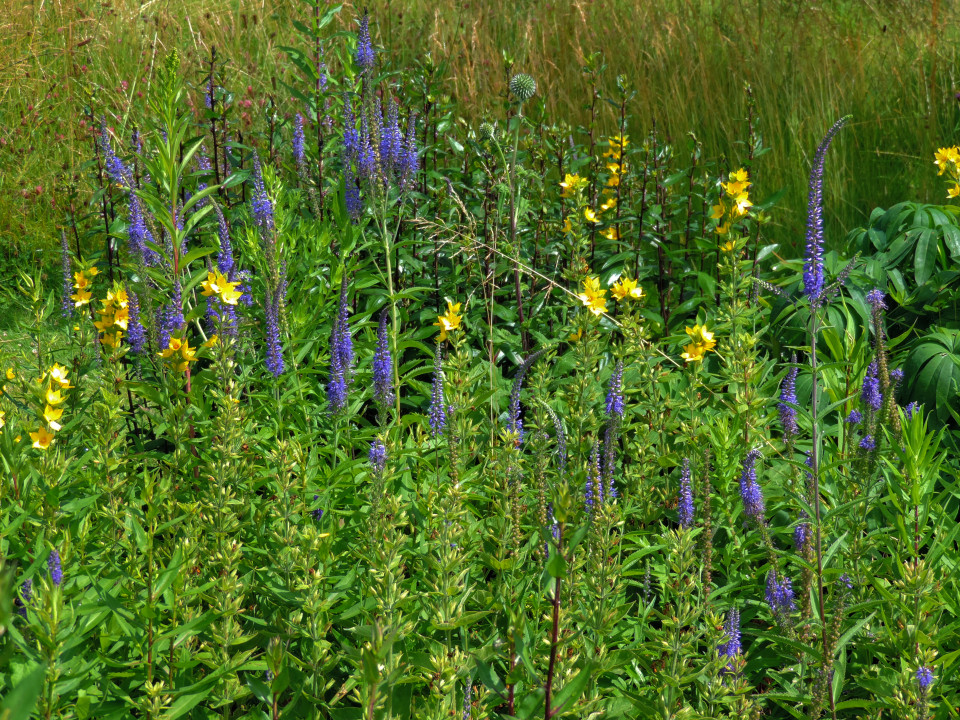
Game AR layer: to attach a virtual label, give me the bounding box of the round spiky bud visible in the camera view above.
[509,74,537,103]
[478,121,497,142]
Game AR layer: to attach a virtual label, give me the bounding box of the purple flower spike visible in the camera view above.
[585,442,602,513]
[765,570,796,618]
[718,608,741,672]
[861,361,882,412]
[48,549,62,587]
[738,449,765,520]
[369,438,387,477]
[916,666,934,691]
[605,361,625,418]
[428,346,447,437]
[802,116,850,307]
[678,458,694,528]
[778,362,799,439]
[372,309,395,413]
[846,409,863,424]
[865,288,886,310]
[859,434,876,451]
[355,13,376,72]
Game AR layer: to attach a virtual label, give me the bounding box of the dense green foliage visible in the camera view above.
[3,6,960,720]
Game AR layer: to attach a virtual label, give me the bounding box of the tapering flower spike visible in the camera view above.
[678,458,694,528]
[802,116,850,307]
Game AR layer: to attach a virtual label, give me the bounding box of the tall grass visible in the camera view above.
[1,0,959,258]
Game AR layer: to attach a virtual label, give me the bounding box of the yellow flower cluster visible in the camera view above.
[711,168,753,235]
[603,134,629,161]
[201,271,242,306]
[577,275,643,316]
[433,300,463,342]
[559,173,588,199]
[160,336,197,373]
[70,266,99,307]
[30,363,74,449]
[680,324,717,363]
[94,287,130,349]
[934,146,960,198]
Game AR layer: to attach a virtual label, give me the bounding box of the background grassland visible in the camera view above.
[1,0,959,258]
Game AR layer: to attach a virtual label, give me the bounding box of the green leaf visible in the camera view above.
[0,664,46,720]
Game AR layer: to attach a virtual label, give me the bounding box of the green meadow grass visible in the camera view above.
[0,0,958,259]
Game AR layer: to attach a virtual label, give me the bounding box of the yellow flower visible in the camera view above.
[584,208,600,224]
[605,173,620,188]
[30,426,55,450]
[87,266,99,278]
[681,324,717,363]
[48,364,70,387]
[729,167,750,185]
[681,343,709,363]
[6,367,15,381]
[46,387,65,406]
[611,277,643,301]
[722,168,751,197]
[721,240,737,252]
[733,192,753,216]
[606,162,621,176]
[603,134,629,159]
[948,184,960,199]
[569,328,583,342]
[434,301,463,342]
[113,305,130,330]
[559,173,588,198]
[577,276,607,316]
[71,288,92,307]
[561,217,573,234]
[935,147,960,175]
[203,335,219,348]
[43,404,64,431]
[600,197,617,212]
[73,271,91,290]
[601,227,620,241]
[710,203,726,220]
[201,271,242,306]
[0,410,4,429]
[100,331,123,349]
[715,221,731,236]
[160,336,197,372]
[94,314,115,333]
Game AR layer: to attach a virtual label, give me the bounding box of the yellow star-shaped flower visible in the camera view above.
[948,184,960,199]
[47,364,70,387]
[935,147,959,175]
[681,324,717,362]
[71,288,92,307]
[434,301,463,342]
[561,217,573,234]
[559,173,588,199]
[710,203,726,220]
[601,227,620,241]
[733,192,753,216]
[5,368,15,381]
[46,387,65,406]
[100,331,123,349]
[43,404,64,431]
[611,277,643,301]
[30,426,55,450]
[584,208,600,224]
[201,272,243,306]
[577,276,607,315]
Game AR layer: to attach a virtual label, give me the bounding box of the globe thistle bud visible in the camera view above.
[509,74,537,103]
